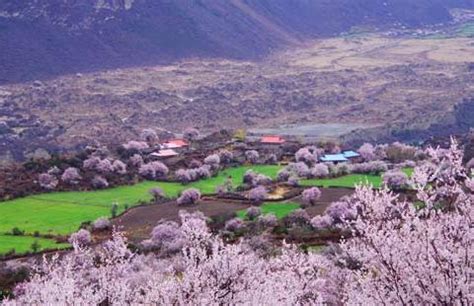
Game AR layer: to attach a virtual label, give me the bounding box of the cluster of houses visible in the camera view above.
[148,134,360,164]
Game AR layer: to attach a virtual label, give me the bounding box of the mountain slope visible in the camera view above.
[0,0,472,83]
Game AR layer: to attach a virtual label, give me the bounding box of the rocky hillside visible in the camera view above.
[0,0,472,83]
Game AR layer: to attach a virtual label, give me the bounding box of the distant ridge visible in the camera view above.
[0,0,473,83]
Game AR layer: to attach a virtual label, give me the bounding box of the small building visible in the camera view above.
[149,149,179,159]
[320,154,349,163]
[342,151,360,159]
[162,139,188,149]
[260,135,286,144]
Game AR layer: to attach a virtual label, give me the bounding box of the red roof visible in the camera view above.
[162,139,188,148]
[261,135,285,144]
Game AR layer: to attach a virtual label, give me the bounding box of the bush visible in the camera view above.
[257,213,278,228]
[93,217,111,231]
[248,186,267,204]
[61,167,81,185]
[68,229,92,246]
[38,173,58,190]
[310,164,329,178]
[139,162,169,180]
[382,170,409,190]
[11,227,24,236]
[111,203,119,218]
[310,215,333,230]
[246,206,262,220]
[225,218,245,232]
[149,187,165,202]
[358,143,376,161]
[295,148,317,166]
[177,188,201,205]
[302,187,322,207]
[183,127,199,141]
[245,150,259,164]
[91,176,109,189]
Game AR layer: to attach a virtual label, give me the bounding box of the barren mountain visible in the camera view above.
[1,32,473,163]
[1,0,473,83]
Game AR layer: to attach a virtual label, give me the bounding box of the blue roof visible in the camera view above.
[343,150,360,158]
[320,154,349,162]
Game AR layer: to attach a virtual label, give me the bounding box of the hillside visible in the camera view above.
[0,0,473,83]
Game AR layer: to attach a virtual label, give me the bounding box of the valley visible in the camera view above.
[0,31,473,163]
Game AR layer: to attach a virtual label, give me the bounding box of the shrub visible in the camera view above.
[286,162,310,178]
[225,218,245,232]
[95,159,114,174]
[183,127,200,141]
[31,241,40,253]
[93,217,111,231]
[257,213,278,228]
[177,188,201,205]
[382,170,409,190]
[140,128,158,143]
[204,154,220,170]
[349,161,388,175]
[277,169,291,182]
[310,215,333,230]
[142,221,185,256]
[61,167,81,185]
[149,188,165,201]
[246,206,262,220]
[245,150,259,164]
[68,229,91,247]
[139,162,169,180]
[325,198,357,224]
[218,150,234,164]
[122,141,149,152]
[287,176,300,187]
[112,160,127,175]
[129,154,144,167]
[385,142,417,163]
[266,154,278,164]
[111,203,119,218]
[38,173,58,190]
[295,148,317,166]
[310,164,329,178]
[358,143,376,161]
[302,187,322,207]
[248,186,267,204]
[91,176,109,189]
[285,209,310,227]
[189,159,202,169]
[11,227,24,236]
[82,156,101,170]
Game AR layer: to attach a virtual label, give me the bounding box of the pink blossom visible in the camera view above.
[91,175,109,189]
[246,206,262,220]
[61,167,81,185]
[225,218,245,232]
[302,187,322,207]
[140,128,158,143]
[382,170,409,190]
[257,213,278,228]
[310,215,333,230]
[139,162,169,180]
[248,186,267,204]
[112,160,127,175]
[129,154,144,167]
[183,127,200,141]
[177,188,201,205]
[218,150,234,164]
[245,150,259,164]
[38,173,58,190]
[123,140,149,151]
[310,164,329,178]
[68,229,91,247]
[93,217,111,231]
[358,143,376,161]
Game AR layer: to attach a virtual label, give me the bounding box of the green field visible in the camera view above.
[237,202,300,220]
[0,235,69,255]
[0,165,282,239]
[301,167,413,188]
[0,164,410,255]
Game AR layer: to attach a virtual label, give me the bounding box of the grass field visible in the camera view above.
[0,235,69,255]
[0,165,282,240]
[237,202,300,220]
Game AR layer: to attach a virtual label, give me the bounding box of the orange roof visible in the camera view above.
[162,139,188,148]
[261,135,285,144]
